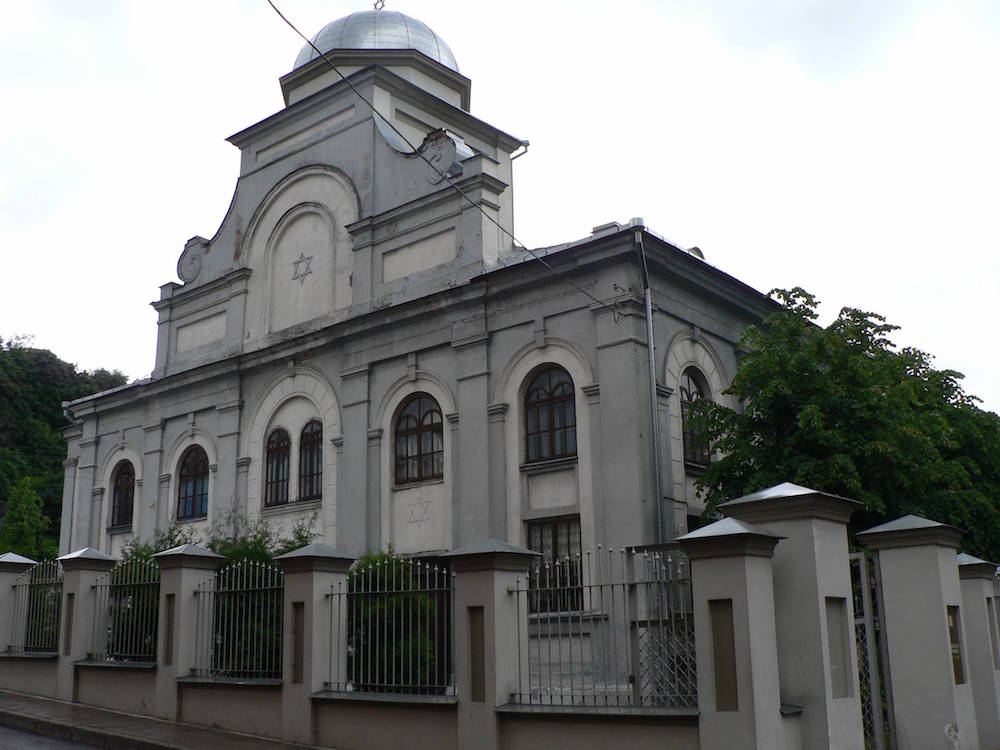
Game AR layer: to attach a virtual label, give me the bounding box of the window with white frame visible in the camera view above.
[110,460,135,529]
[680,368,711,467]
[177,446,209,521]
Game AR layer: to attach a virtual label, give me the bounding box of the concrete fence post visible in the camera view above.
[858,515,980,750]
[678,517,794,750]
[958,553,1000,750]
[720,482,865,750]
[275,543,354,745]
[55,547,117,701]
[152,544,224,721]
[0,552,36,651]
[443,539,539,750]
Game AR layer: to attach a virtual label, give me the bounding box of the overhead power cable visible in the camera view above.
[266,0,621,322]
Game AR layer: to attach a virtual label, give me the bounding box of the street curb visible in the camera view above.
[0,708,175,750]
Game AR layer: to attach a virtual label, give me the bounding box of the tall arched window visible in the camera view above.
[265,428,291,507]
[524,365,576,463]
[177,446,209,520]
[110,461,135,529]
[299,420,323,501]
[394,394,443,485]
[680,368,711,467]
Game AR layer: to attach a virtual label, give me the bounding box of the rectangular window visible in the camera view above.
[988,597,1000,670]
[710,598,738,711]
[947,605,966,684]
[525,516,582,613]
[826,597,852,698]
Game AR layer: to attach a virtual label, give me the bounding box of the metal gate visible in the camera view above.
[850,552,895,750]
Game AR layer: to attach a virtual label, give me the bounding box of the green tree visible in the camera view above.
[691,288,1000,560]
[0,336,127,549]
[0,477,53,558]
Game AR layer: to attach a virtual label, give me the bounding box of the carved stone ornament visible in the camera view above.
[178,236,210,283]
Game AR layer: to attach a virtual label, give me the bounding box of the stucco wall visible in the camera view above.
[178,682,282,738]
[313,698,458,750]
[75,666,156,716]
[0,657,58,698]
[498,712,699,750]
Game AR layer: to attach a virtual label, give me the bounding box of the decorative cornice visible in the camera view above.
[486,402,509,416]
[330,435,345,449]
[91,487,105,500]
[367,428,383,442]
[236,456,252,470]
[445,412,460,425]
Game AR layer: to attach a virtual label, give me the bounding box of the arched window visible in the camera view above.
[265,429,291,507]
[394,394,443,485]
[110,461,135,529]
[299,420,323,501]
[680,368,711,467]
[524,365,576,463]
[177,446,209,520]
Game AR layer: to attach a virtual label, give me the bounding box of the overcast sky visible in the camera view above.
[1,0,997,413]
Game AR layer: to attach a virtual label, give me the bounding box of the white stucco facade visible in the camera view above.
[58,9,775,561]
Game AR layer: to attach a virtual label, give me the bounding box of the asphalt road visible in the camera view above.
[0,726,103,749]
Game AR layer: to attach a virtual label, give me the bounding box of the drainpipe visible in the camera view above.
[634,226,666,544]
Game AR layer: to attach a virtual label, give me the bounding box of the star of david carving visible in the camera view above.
[407,498,431,527]
[291,252,313,284]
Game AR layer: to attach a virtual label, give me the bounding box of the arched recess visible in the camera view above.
[97,441,143,550]
[242,166,360,345]
[244,367,341,540]
[163,428,218,528]
[662,330,733,508]
[495,339,596,555]
[375,371,456,555]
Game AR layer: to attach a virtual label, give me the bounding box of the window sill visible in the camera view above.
[520,456,578,475]
[106,524,132,535]
[175,515,207,524]
[393,477,444,492]
[683,460,708,474]
[261,497,322,516]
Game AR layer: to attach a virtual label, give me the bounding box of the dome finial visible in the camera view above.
[373,0,385,9]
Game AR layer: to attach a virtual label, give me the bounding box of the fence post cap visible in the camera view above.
[957,552,998,580]
[0,552,37,573]
[720,481,861,525]
[275,543,355,573]
[57,546,117,571]
[153,543,224,570]
[677,517,784,560]
[443,538,540,572]
[858,514,963,551]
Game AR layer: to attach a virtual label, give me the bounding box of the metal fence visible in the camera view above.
[326,556,455,695]
[90,559,160,663]
[7,560,63,655]
[512,547,697,710]
[193,560,284,680]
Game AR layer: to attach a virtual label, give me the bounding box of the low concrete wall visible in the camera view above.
[75,665,156,716]
[0,656,58,698]
[178,681,283,738]
[498,710,700,750]
[314,696,458,750]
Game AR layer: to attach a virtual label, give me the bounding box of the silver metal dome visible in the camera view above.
[293,11,459,72]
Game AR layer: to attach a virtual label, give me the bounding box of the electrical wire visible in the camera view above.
[266,0,621,323]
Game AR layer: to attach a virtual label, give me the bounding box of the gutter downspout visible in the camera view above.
[635,228,666,544]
